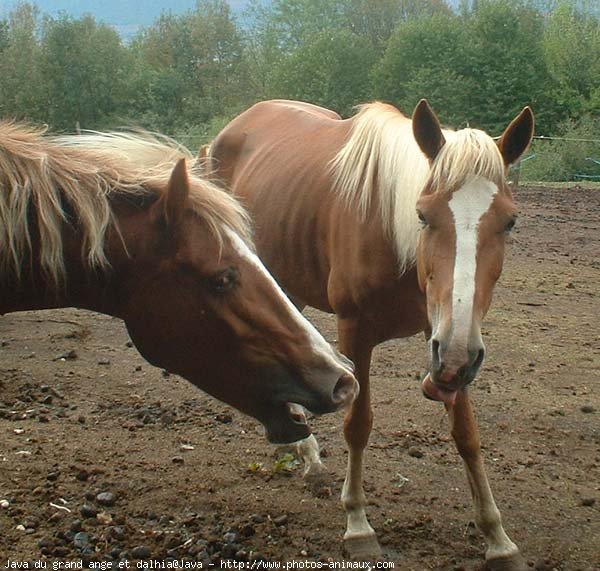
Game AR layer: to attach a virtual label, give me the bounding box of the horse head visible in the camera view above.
[413,100,534,406]
[116,159,358,442]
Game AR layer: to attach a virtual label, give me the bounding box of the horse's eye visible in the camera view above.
[207,267,238,295]
[505,217,517,233]
[417,210,428,227]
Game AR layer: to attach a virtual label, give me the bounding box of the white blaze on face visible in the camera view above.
[447,176,498,355]
[226,230,353,375]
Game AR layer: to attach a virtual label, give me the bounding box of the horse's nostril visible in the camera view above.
[332,373,359,405]
[473,347,485,369]
[431,338,442,370]
[473,347,485,370]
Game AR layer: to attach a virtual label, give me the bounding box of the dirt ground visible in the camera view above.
[1,185,598,570]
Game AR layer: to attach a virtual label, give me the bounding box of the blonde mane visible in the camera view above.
[0,122,251,288]
[330,102,506,273]
[429,127,506,191]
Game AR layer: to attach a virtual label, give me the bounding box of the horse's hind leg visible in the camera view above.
[338,319,381,560]
[448,391,527,571]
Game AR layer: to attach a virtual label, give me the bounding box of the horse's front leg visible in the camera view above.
[338,319,381,560]
[449,390,527,571]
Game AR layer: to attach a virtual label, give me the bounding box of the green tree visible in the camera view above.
[129,13,190,130]
[543,1,600,116]
[373,13,473,125]
[132,0,247,131]
[242,5,284,99]
[344,0,451,52]
[39,14,134,129]
[375,1,561,133]
[0,19,9,52]
[269,28,376,115]
[464,0,561,133]
[242,0,347,102]
[244,0,452,91]
[0,3,44,121]
[254,0,347,51]
[189,0,247,110]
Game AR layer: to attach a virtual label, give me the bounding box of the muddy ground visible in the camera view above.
[0,185,598,570]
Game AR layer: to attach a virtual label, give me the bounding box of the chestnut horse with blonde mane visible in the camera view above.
[0,121,358,445]
[209,99,534,569]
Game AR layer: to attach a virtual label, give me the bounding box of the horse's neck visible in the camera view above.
[0,285,111,315]
[0,254,121,318]
[0,204,140,318]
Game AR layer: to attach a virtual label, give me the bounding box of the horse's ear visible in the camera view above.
[496,107,535,167]
[163,158,189,228]
[193,144,211,176]
[412,99,446,162]
[198,144,210,160]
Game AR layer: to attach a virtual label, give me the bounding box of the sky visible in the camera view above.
[0,0,257,39]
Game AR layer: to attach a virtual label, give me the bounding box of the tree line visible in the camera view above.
[0,0,598,180]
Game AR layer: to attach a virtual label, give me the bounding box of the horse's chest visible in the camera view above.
[329,256,427,337]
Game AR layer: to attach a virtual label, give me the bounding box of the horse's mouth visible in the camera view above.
[421,373,460,407]
[286,402,308,424]
[262,401,311,444]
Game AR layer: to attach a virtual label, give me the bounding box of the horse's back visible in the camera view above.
[267,99,343,121]
[211,100,343,184]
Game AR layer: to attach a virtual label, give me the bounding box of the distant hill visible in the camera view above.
[0,0,258,39]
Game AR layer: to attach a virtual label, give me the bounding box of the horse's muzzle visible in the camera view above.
[331,372,359,408]
[300,364,358,415]
[424,342,486,406]
[430,339,485,385]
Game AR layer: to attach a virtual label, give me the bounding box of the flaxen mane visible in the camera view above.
[330,102,506,273]
[0,121,250,288]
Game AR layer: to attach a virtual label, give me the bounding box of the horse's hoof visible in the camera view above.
[485,552,529,571]
[303,464,332,498]
[343,533,382,561]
